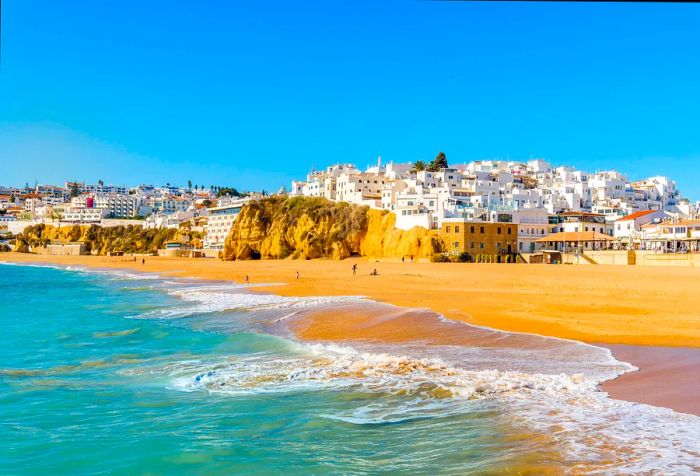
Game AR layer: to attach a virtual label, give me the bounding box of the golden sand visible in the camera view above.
[3,253,699,347]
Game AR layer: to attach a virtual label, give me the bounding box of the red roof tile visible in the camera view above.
[617,210,658,222]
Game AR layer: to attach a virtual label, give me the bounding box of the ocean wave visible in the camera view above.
[131,285,364,319]
[164,342,700,473]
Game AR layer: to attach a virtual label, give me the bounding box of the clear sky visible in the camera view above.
[1,0,700,198]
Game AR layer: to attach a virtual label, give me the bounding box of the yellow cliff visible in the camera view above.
[222,196,444,260]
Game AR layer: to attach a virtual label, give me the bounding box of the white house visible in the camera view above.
[613,209,667,240]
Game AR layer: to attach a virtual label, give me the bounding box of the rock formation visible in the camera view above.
[222,196,444,260]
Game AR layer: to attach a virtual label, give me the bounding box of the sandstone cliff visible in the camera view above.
[13,224,188,255]
[222,196,444,260]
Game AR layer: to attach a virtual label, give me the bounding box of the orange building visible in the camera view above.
[440,220,518,257]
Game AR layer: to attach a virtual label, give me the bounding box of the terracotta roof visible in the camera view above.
[536,231,615,243]
[617,210,658,222]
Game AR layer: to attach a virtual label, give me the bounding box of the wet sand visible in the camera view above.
[601,344,700,416]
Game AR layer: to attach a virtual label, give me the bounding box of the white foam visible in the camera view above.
[164,342,700,472]
[132,284,364,319]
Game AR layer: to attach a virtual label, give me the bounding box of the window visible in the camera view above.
[507,228,512,235]
[470,226,475,233]
[454,242,460,249]
[480,226,485,234]
[446,226,451,233]
[480,242,484,249]
[497,227,502,235]
[455,226,460,233]
[470,242,475,249]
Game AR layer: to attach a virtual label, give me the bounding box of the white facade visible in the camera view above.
[203,199,249,250]
[62,207,105,223]
[94,193,141,218]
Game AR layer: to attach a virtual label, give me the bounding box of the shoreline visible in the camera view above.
[3,253,700,416]
[600,344,700,416]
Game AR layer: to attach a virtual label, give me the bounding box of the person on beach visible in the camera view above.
[142,258,145,265]
[296,271,299,280]
[402,256,405,263]
[244,275,249,285]
[370,268,378,276]
[352,264,357,276]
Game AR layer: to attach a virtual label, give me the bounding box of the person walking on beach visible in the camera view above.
[296,271,300,280]
[402,256,405,263]
[244,275,249,285]
[142,258,145,265]
[352,264,357,276]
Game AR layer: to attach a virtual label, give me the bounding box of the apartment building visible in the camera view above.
[203,199,249,250]
[94,193,141,218]
[440,219,518,257]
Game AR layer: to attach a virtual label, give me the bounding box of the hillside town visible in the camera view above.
[2,155,700,261]
[290,156,700,256]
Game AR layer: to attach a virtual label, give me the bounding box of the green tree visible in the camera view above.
[69,182,80,198]
[410,160,427,173]
[428,152,448,172]
[216,187,241,198]
[9,195,15,203]
[188,179,192,191]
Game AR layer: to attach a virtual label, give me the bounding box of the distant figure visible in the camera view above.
[370,268,378,276]
[401,256,405,263]
[352,264,357,276]
[142,258,145,265]
[244,275,249,285]
[410,255,414,262]
[296,271,300,280]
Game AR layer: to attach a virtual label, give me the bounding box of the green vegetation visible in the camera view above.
[431,251,473,263]
[427,151,448,172]
[216,187,244,198]
[410,160,427,173]
[69,182,80,198]
[410,152,449,174]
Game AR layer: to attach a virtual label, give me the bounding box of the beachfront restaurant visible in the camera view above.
[535,230,615,253]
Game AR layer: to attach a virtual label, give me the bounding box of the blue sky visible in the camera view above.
[1,0,700,198]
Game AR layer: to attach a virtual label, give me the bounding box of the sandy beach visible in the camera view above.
[3,253,699,415]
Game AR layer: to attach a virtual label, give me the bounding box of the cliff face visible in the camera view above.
[13,224,184,255]
[222,196,444,260]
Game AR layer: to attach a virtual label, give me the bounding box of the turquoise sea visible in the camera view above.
[1,263,699,474]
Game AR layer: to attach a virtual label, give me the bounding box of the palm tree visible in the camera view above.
[410,160,427,173]
[187,179,192,191]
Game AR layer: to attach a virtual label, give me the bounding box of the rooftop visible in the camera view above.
[617,210,659,222]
